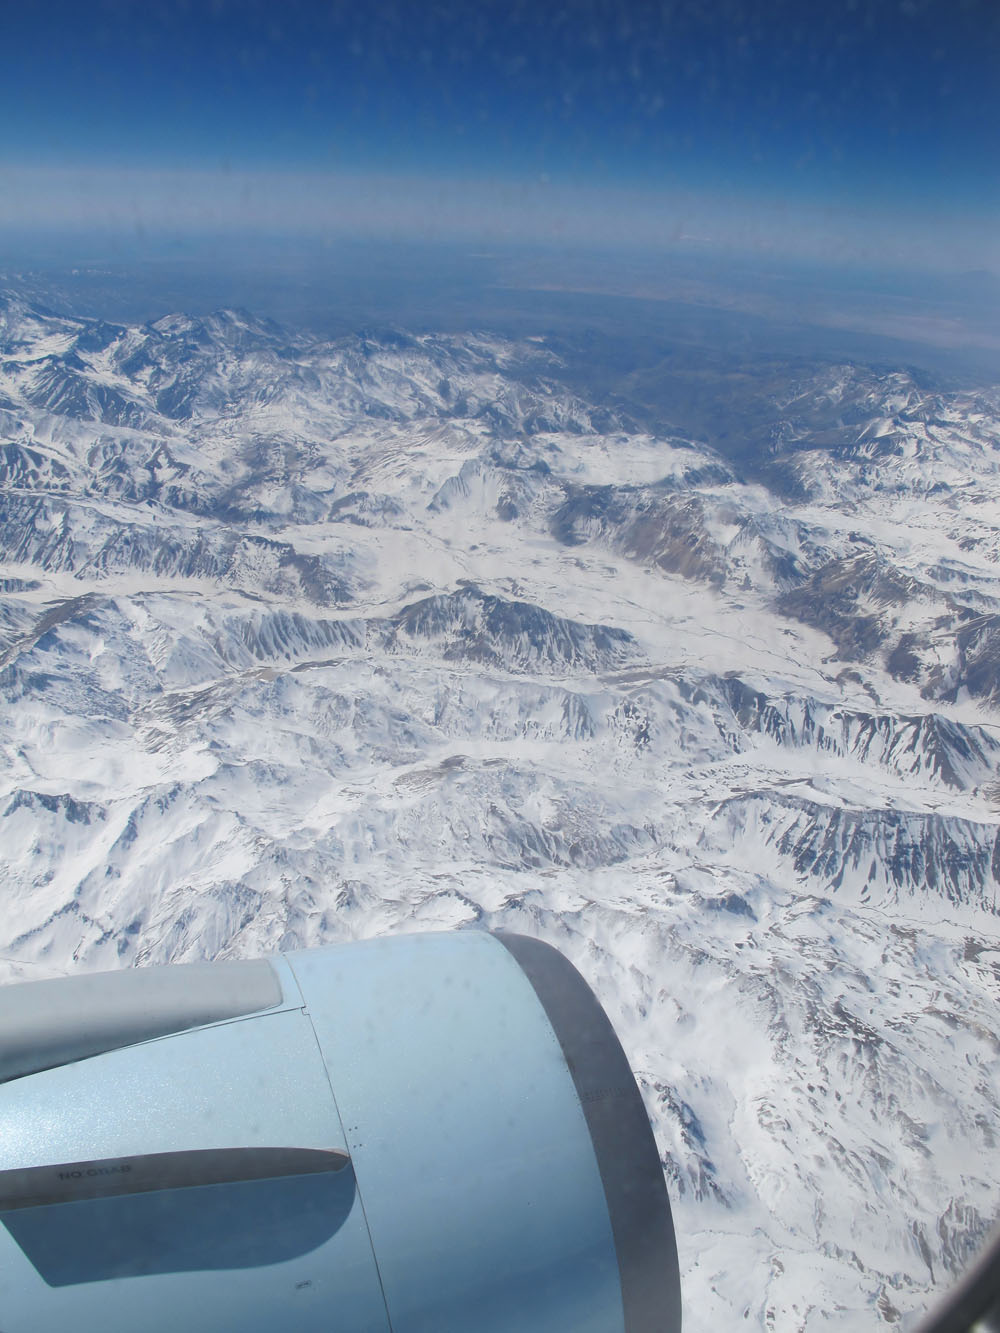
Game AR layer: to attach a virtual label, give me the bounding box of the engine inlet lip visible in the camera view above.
[495,932,682,1333]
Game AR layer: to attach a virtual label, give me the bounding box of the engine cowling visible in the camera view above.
[0,930,681,1332]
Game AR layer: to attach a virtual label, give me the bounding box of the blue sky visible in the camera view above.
[2,0,998,269]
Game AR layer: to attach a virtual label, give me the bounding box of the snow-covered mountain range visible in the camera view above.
[1,288,998,1330]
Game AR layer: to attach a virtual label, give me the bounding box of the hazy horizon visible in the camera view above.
[3,0,998,274]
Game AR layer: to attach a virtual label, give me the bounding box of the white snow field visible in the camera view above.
[0,292,998,1329]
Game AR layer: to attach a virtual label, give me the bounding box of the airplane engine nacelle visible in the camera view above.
[0,931,681,1331]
